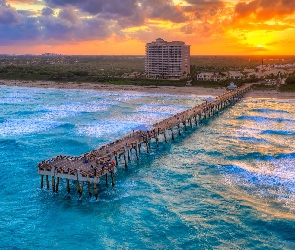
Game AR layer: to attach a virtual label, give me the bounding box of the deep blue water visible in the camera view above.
[0,86,295,249]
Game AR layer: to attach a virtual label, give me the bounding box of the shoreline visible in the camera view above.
[0,79,294,99]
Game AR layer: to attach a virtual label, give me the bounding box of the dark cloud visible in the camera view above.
[149,4,187,23]
[0,2,20,24]
[184,0,224,10]
[59,7,79,23]
[235,0,295,20]
[0,17,40,45]
[17,10,37,16]
[185,0,223,5]
[37,9,114,42]
[42,7,54,16]
[45,0,138,17]
[44,0,187,26]
[180,0,226,21]
[0,5,113,45]
[44,0,145,27]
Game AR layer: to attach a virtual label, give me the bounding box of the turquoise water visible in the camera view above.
[0,86,295,249]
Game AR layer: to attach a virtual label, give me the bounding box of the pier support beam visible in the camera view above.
[124,153,127,168]
[111,171,115,186]
[76,180,82,198]
[106,173,108,185]
[135,141,139,160]
[164,129,167,143]
[46,175,49,189]
[177,124,181,135]
[115,154,118,166]
[81,182,84,197]
[184,121,187,131]
[171,129,174,141]
[93,183,98,200]
[40,175,44,189]
[88,181,92,198]
[52,176,55,193]
[55,177,59,193]
[66,178,70,194]
[194,116,198,126]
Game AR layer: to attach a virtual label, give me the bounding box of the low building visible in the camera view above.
[228,71,243,79]
[197,72,225,81]
[197,72,214,81]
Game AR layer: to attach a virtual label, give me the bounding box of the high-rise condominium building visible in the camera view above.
[145,38,190,79]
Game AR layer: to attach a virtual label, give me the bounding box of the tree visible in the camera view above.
[285,75,295,85]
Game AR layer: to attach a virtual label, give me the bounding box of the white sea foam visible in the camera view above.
[45,102,111,113]
[108,112,169,125]
[76,121,137,138]
[136,104,189,114]
[37,110,78,121]
[0,119,63,136]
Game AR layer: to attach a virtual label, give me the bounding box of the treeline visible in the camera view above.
[279,74,295,92]
[0,64,189,86]
[0,65,129,82]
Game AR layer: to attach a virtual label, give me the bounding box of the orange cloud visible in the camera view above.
[235,0,295,21]
[0,0,294,55]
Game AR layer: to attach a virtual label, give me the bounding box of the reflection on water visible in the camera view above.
[0,86,294,249]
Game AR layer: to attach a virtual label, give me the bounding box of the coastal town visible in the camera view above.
[1,38,295,89]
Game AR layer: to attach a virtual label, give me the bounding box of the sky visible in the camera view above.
[0,0,295,55]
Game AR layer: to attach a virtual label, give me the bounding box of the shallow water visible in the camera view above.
[0,86,294,249]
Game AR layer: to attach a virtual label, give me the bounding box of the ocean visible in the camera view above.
[0,85,294,249]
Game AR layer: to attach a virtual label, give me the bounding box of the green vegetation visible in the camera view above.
[279,84,295,92]
[278,74,295,92]
[108,78,187,86]
[1,55,295,90]
[252,84,277,90]
[285,75,295,85]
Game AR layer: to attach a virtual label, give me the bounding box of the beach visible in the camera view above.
[0,79,294,99]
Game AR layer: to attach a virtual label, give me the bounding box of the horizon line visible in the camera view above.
[1,54,295,57]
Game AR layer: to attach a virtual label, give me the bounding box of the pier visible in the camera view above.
[38,84,252,199]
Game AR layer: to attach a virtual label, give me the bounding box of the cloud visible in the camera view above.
[44,0,187,27]
[45,0,139,17]
[42,7,54,16]
[0,0,294,54]
[39,8,114,42]
[149,4,187,23]
[58,7,79,23]
[0,1,20,24]
[0,4,114,45]
[235,0,295,20]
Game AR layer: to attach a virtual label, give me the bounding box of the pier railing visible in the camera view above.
[38,84,252,199]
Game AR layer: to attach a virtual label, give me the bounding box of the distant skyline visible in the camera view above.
[0,0,295,55]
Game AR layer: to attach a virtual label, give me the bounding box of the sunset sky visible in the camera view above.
[0,0,295,55]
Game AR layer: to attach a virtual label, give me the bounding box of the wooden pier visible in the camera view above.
[38,84,252,199]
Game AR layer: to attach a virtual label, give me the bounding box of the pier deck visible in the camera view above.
[38,84,252,199]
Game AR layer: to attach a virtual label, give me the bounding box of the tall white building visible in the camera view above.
[145,38,190,79]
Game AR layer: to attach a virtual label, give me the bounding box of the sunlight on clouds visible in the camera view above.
[1,0,295,55]
[7,0,44,12]
[173,0,192,6]
[122,26,150,33]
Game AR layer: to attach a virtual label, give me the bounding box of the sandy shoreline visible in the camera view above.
[0,79,294,99]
